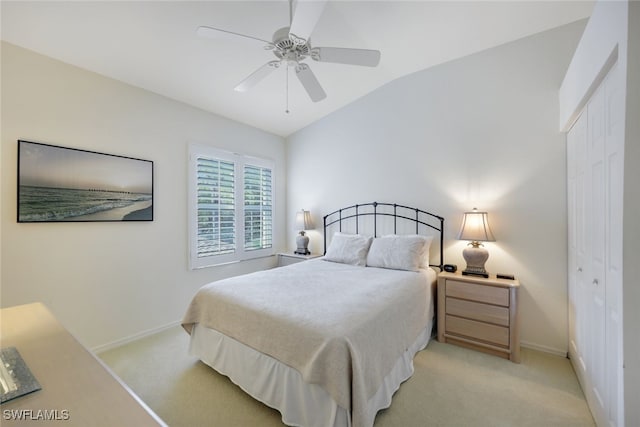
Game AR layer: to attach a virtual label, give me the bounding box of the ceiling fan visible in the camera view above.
[197,0,381,111]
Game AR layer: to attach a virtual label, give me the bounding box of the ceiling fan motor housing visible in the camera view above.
[272,27,310,65]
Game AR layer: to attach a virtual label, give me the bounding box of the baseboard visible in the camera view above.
[93,320,181,354]
[521,340,568,358]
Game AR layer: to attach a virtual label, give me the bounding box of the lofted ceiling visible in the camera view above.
[1,1,593,137]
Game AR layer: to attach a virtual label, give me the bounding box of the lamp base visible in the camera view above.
[462,243,490,278]
[295,232,310,256]
[462,268,489,278]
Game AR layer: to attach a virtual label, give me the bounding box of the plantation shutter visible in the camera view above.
[189,144,275,269]
[244,164,273,251]
[196,157,236,258]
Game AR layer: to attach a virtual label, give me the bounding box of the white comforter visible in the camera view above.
[182,259,434,427]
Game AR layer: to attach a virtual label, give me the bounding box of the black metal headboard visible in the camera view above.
[323,202,445,270]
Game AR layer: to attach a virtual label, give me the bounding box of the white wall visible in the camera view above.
[559,1,628,131]
[286,21,586,355]
[0,42,286,350]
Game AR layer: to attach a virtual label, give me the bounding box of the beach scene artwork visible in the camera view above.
[18,141,153,222]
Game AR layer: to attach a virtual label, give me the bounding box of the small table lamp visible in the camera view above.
[457,208,495,278]
[294,209,313,255]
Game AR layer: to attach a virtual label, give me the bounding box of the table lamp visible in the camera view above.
[457,208,495,278]
[294,209,313,255]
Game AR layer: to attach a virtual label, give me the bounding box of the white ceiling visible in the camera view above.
[1,1,593,137]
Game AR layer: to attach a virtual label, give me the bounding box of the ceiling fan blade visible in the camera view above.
[311,47,381,67]
[295,63,326,102]
[288,0,327,45]
[197,26,274,48]
[234,61,281,92]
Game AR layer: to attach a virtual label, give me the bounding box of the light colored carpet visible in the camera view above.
[99,326,595,427]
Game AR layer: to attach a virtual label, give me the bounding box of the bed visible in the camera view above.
[182,202,444,427]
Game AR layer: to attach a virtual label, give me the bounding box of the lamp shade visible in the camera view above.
[295,209,313,230]
[457,208,495,242]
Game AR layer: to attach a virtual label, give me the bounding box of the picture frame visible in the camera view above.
[17,140,154,222]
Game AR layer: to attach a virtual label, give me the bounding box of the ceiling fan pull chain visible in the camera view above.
[285,67,290,114]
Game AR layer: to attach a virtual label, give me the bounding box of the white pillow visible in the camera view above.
[378,234,433,266]
[416,235,433,268]
[324,232,372,266]
[366,234,432,272]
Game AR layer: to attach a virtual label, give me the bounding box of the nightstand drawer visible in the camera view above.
[445,297,510,326]
[446,280,509,307]
[445,315,509,347]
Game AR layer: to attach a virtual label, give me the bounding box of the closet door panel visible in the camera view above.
[587,82,608,417]
[575,114,588,373]
[567,123,577,357]
[604,62,624,427]
[568,112,589,372]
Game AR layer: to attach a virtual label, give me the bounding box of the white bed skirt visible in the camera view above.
[189,317,434,427]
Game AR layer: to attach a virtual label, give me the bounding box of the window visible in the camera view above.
[189,145,274,269]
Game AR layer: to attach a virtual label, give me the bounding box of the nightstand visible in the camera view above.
[437,271,521,363]
[277,253,321,267]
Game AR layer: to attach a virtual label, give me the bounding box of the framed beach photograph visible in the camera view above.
[17,140,153,222]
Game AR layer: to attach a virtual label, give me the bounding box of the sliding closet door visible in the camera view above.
[566,61,624,427]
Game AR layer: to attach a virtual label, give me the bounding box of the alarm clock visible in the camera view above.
[443,264,457,273]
